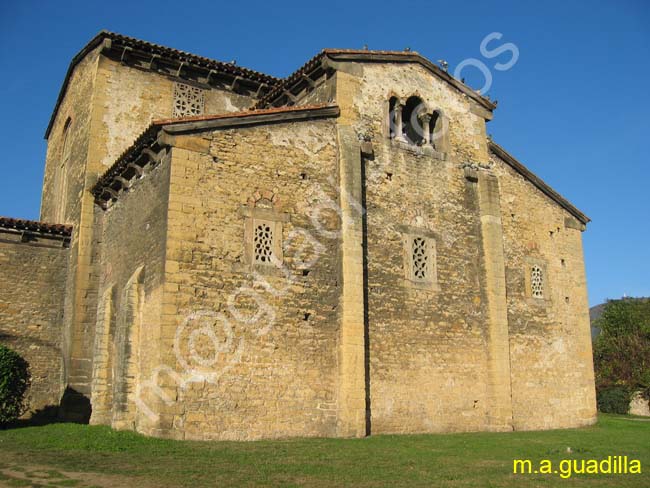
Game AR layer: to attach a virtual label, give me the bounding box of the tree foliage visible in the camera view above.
[0,345,31,425]
[593,298,650,412]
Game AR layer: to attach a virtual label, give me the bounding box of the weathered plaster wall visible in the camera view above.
[0,232,68,418]
[154,119,341,440]
[491,150,597,429]
[94,57,254,171]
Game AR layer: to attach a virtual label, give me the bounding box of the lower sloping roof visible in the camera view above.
[92,104,339,206]
[0,216,72,237]
[254,49,497,114]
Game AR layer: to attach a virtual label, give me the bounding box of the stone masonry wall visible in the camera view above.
[40,49,100,225]
[40,46,102,407]
[40,48,259,414]
[90,155,170,431]
[155,119,341,440]
[336,62,495,434]
[0,231,69,418]
[26,38,596,438]
[491,150,597,429]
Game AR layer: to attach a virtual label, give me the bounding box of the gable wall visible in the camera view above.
[152,119,341,440]
[490,151,597,429]
[336,62,495,433]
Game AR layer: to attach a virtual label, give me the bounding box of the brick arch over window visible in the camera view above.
[247,189,281,210]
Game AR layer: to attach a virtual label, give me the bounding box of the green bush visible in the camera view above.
[593,298,650,412]
[0,345,31,425]
[596,386,631,414]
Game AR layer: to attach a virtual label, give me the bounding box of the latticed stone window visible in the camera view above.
[254,222,274,264]
[172,82,205,117]
[531,265,544,298]
[412,237,430,281]
[237,191,289,274]
[401,229,438,289]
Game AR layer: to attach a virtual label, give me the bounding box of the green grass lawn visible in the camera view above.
[0,414,647,487]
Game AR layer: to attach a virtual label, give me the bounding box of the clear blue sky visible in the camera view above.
[0,0,648,306]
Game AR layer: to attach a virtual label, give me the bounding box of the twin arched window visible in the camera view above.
[389,96,449,153]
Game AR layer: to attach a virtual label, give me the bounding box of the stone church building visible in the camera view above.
[0,31,597,440]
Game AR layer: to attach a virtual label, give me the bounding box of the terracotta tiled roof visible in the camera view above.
[0,216,72,236]
[152,103,334,126]
[45,31,280,138]
[101,31,278,83]
[253,50,328,109]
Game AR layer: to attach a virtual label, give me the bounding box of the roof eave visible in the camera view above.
[0,216,73,238]
[44,31,107,139]
[254,49,497,114]
[92,104,339,206]
[44,31,280,139]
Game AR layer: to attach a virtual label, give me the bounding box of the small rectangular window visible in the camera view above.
[403,232,438,289]
[254,222,275,264]
[525,258,548,301]
[531,265,544,298]
[412,237,430,281]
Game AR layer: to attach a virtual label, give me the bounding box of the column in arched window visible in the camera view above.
[429,110,450,154]
[388,97,405,142]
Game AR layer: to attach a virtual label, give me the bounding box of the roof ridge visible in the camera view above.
[253,49,327,109]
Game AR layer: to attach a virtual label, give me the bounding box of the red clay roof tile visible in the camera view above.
[0,217,72,236]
